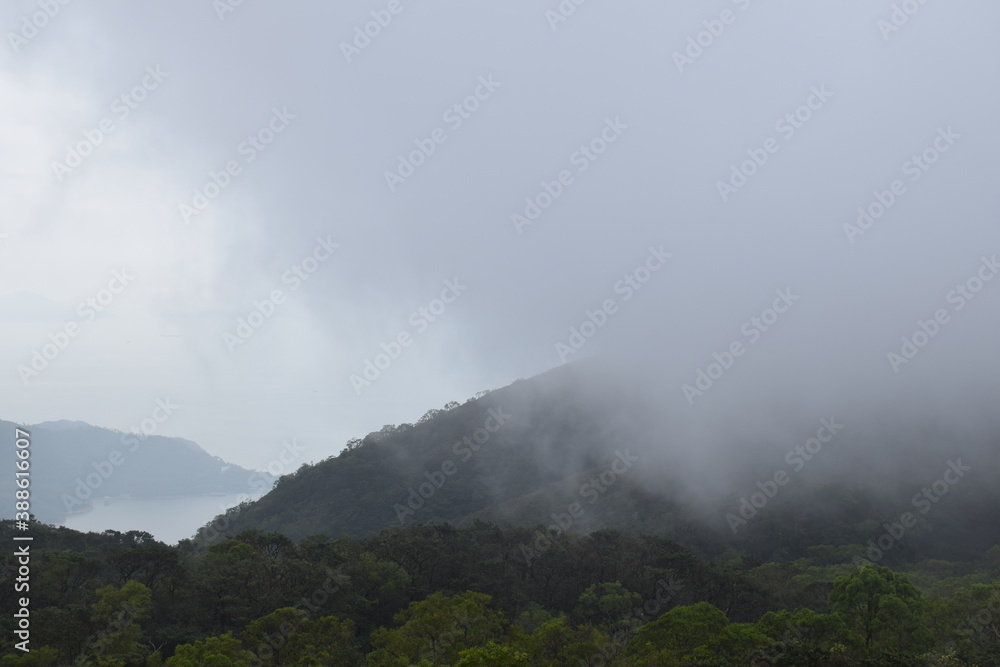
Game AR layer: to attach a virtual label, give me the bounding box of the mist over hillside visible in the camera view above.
[201,357,1000,569]
[4,0,1000,663]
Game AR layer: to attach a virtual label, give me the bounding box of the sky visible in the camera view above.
[1,0,997,472]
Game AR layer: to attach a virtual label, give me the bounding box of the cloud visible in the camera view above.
[1,0,998,469]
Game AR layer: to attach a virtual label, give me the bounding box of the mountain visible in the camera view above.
[0,418,256,524]
[207,359,1000,567]
[211,360,654,541]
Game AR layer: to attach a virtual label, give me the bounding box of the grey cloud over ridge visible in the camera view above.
[0,0,997,469]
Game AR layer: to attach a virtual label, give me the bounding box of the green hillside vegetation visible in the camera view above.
[0,520,997,665]
[216,365,651,541]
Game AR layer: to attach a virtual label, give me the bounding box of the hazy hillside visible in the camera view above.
[212,360,653,541]
[6,363,1000,664]
[204,361,1000,567]
[0,418,256,524]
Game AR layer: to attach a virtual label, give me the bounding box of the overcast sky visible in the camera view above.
[1,0,997,471]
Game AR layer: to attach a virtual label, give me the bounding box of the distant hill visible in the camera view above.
[0,418,256,524]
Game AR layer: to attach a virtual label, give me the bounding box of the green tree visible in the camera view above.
[242,607,360,665]
[946,583,1000,663]
[454,641,530,666]
[74,580,153,666]
[367,591,504,666]
[0,647,61,666]
[830,564,923,653]
[241,607,306,665]
[626,601,729,663]
[339,552,411,632]
[572,581,641,632]
[712,623,772,664]
[753,607,855,663]
[510,616,610,666]
[165,632,254,666]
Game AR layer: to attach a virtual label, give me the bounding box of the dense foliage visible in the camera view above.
[1,520,997,665]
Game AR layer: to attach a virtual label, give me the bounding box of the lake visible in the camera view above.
[61,492,262,544]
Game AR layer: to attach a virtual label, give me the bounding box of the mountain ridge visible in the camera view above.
[0,416,257,525]
[197,360,1000,568]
